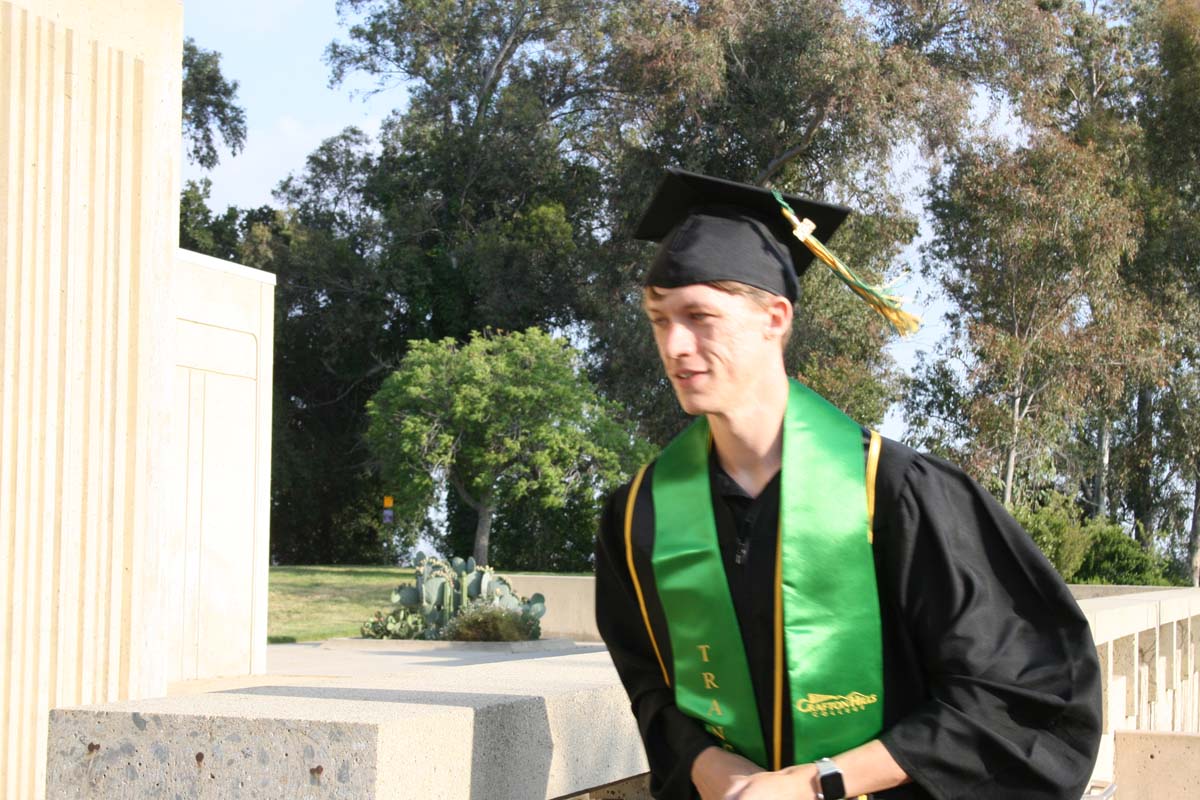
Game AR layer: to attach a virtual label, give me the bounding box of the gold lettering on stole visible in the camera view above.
[706,723,733,749]
[702,672,719,690]
[708,698,723,717]
[697,644,712,662]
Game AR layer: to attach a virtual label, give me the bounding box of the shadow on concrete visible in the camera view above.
[216,686,555,799]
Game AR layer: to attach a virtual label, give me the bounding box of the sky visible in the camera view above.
[182,0,400,211]
[181,0,958,440]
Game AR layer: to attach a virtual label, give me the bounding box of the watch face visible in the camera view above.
[818,764,846,800]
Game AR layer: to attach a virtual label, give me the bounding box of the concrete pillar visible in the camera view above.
[0,1,182,797]
[1113,633,1137,730]
[1138,627,1156,729]
[1159,621,1175,731]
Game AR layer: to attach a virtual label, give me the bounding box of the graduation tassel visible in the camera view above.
[772,190,921,336]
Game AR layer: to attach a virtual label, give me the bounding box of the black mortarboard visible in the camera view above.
[634,168,851,302]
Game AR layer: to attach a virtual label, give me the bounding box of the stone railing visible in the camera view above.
[44,585,1200,798]
[1076,586,1200,784]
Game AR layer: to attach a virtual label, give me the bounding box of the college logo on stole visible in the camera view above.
[637,379,884,770]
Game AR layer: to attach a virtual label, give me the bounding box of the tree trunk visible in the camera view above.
[1097,418,1111,518]
[1003,394,1021,506]
[1133,386,1156,547]
[1190,475,1200,588]
[473,504,496,566]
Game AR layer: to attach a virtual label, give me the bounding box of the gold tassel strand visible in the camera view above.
[773,193,921,337]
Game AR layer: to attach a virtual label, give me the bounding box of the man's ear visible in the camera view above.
[764,295,793,342]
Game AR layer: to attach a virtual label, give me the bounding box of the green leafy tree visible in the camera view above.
[179,178,242,259]
[366,328,651,566]
[327,0,604,343]
[182,37,247,169]
[244,130,413,564]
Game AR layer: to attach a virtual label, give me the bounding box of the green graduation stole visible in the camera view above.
[648,379,883,769]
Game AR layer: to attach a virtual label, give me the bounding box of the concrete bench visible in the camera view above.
[46,643,648,799]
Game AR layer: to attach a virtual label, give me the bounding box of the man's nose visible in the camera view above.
[663,321,696,359]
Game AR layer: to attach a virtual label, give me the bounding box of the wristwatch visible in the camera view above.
[814,757,846,800]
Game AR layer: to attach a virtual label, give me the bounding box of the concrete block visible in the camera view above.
[1114,731,1200,800]
[565,774,652,800]
[48,651,648,800]
[46,708,380,799]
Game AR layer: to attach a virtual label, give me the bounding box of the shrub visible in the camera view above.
[1012,492,1095,581]
[1074,523,1170,586]
[442,600,542,642]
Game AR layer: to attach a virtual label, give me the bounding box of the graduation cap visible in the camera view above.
[634,168,920,335]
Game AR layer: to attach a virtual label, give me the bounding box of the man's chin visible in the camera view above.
[672,389,714,418]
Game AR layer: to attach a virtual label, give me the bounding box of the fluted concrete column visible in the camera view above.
[0,1,182,797]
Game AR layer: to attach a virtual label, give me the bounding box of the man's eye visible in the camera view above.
[690,312,712,321]
[650,317,668,327]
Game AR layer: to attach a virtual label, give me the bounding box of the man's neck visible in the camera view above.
[706,370,789,498]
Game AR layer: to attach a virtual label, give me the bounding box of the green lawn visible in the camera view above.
[268,565,414,643]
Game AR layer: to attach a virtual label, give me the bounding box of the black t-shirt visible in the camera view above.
[594,432,1102,800]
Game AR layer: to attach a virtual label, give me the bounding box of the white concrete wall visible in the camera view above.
[168,249,274,683]
[0,1,182,797]
[506,574,599,641]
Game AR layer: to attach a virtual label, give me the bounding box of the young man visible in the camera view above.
[594,169,1103,800]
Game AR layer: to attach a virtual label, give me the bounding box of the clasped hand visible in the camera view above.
[691,747,820,800]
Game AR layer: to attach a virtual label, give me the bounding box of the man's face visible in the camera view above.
[644,283,783,417]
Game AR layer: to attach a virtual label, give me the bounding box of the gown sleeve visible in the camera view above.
[594,485,717,800]
[875,452,1103,800]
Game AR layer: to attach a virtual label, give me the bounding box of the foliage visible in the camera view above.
[366,328,651,565]
[178,0,1200,573]
[913,131,1141,505]
[179,178,242,259]
[182,37,247,169]
[442,601,542,642]
[244,131,411,564]
[1012,492,1100,581]
[485,482,605,572]
[361,553,547,641]
[1075,521,1171,586]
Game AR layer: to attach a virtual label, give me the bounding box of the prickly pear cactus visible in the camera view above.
[363,553,548,640]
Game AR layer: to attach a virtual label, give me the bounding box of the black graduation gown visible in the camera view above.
[594,432,1103,800]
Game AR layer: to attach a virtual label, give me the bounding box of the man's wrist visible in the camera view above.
[813,757,846,799]
[780,763,822,798]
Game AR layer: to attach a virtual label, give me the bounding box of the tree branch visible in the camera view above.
[754,92,834,185]
[472,0,529,129]
[448,469,485,512]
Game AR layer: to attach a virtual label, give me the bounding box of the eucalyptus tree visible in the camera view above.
[917,133,1139,506]
[1129,0,1200,558]
[582,0,1066,442]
